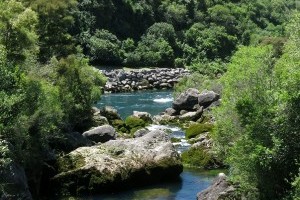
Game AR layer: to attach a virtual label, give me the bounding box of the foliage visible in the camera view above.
[181,147,213,168]
[212,13,300,199]
[185,123,213,139]
[0,0,38,63]
[87,29,123,65]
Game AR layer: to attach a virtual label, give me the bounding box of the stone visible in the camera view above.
[197,173,239,200]
[133,111,152,123]
[52,131,183,195]
[173,88,200,111]
[179,108,203,121]
[133,128,149,138]
[165,108,178,116]
[100,106,121,122]
[198,90,220,108]
[82,125,117,143]
[92,107,109,126]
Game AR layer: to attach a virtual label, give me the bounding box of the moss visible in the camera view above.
[125,116,148,135]
[57,154,85,172]
[181,147,213,168]
[185,123,213,139]
[112,119,128,133]
[125,116,146,128]
[171,137,181,143]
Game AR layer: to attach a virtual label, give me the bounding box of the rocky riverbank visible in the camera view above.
[102,68,190,92]
[51,130,182,196]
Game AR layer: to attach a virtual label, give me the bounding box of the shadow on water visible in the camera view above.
[70,168,218,200]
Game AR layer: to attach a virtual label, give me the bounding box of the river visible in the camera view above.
[93,90,216,200]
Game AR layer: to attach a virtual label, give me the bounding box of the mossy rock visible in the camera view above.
[57,154,85,172]
[112,119,129,133]
[125,116,146,128]
[181,147,213,169]
[185,123,213,139]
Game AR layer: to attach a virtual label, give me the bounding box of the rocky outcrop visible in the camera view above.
[133,128,149,138]
[51,130,183,195]
[155,88,220,124]
[102,68,190,93]
[197,173,239,200]
[82,125,117,143]
[0,140,32,200]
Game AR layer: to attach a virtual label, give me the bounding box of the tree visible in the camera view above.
[24,0,78,62]
[87,29,123,65]
[0,0,38,63]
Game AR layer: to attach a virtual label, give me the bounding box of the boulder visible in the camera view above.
[0,140,32,200]
[133,111,152,123]
[100,106,121,122]
[82,125,117,143]
[173,88,200,111]
[133,128,149,138]
[92,107,109,126]
[52,131,183,195]
[179,107,203,121]
[197,173,239,200]
[198,90,220,108]
[165,108,178,116]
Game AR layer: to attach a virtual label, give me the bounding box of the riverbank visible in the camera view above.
[101,68,190,93]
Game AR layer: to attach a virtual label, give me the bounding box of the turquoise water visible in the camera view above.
[93,90,215,200]
[95,90,173,119]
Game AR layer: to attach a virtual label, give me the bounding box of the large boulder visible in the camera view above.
[198,90,220,108]
[82,125,117,143]
[172,88,200,111]
[0,140,32,200]
[197,173,239,200]
[51,131,183,196]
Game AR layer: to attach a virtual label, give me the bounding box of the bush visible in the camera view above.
[185,123,213,139]
[181,147,213,168]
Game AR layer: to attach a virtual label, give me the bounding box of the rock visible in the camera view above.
[100,106,121,122]
[52,131,183,195]
[0,140,33,200]
[92,107,109,126]
[197,173,239,200]
[198,90,220,108]
[153,114,177,124]
[58,132,93,152]
[82,125,117,143]
[133,128,149,138]
[180,110,188,115]
[173,88,200,111]
[133,111,152,123]
[165,108,177,116]
[179,108,203,121]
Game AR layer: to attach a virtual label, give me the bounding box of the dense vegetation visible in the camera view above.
[175,11,300,199]
[0,0,299,199]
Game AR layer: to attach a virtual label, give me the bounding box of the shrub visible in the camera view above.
[185,123,213,139]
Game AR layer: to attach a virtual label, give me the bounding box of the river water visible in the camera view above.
[93,90,215,200]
